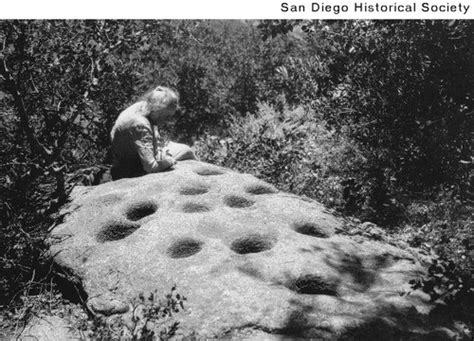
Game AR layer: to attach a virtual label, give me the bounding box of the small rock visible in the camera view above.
[19,315,78,341]
[88,297,129,316]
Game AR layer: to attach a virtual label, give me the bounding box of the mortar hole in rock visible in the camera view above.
[194,167,225,176]
[182,202,211,213]
[125,201,158,221]
[245,184,277,195]
[293,222,330,238]
[97,221,141,242]
[224,195,255,208]
[167,238,204,258]
[287,274,338,296]
[231,234,274,254]
[180,185,209,195]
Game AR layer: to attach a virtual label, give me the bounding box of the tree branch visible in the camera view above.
[0,29,50,158]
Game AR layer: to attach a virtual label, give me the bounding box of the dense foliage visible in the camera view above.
[1,19,472,334]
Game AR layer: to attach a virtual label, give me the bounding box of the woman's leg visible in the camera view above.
[164,141,197,161]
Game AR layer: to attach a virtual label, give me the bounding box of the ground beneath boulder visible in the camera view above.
[45,160,451,339]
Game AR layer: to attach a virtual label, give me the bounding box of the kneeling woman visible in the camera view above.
[110,86,196,180]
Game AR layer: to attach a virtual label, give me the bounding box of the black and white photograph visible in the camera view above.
[0,17,472,340]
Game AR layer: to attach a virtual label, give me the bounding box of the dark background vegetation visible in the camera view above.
[0,20,472,333]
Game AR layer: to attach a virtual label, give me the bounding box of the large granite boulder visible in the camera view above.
[49,160,443,339]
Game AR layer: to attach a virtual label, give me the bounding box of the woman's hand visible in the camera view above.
[157,155,177,171]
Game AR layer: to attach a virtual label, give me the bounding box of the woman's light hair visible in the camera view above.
[142,86,179,112]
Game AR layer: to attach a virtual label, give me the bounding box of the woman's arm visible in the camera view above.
[132,123,176,173]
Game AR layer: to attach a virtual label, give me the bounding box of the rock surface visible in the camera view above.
[48,160,441,339]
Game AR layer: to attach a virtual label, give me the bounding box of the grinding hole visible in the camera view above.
[194,167,225,176]
[245,184,277,195]
[182,202,211,213]
[125,201,158,221]
[230,234,274,254]
[180,185,209,195]
[224,195,255,208]
[167,238,203,258]
[97,221,141,242]
[293,222,330,238]
[287,274,338,296]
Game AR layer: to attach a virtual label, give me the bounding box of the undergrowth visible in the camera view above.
[75,287,186,340]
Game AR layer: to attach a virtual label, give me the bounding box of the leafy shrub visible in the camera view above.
[76,287,186,340]
[403,188,473,269]
[256,20,473,224]
[196,104,369,213]
[403,189,473,325]
[407,255,473,336]
[409,258,473,304]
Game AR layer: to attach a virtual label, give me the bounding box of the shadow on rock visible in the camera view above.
[323,243,395,292]
[279,299,332,339]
